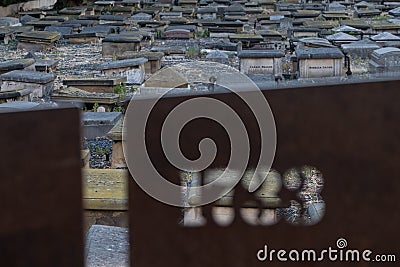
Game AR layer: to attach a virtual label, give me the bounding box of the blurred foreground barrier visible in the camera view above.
[128,79,400,266]
[0,108,84,267]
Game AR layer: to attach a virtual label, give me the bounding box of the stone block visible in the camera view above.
[85,225,129,267]
[82,112,122,138]
[0,70,56,98]
[62,78,125,93]
[0,58,35,74]
[102,34,141,57]
[99,58,147,84]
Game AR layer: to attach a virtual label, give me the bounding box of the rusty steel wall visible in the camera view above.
[129,79,400,266]
[0,108,84,267]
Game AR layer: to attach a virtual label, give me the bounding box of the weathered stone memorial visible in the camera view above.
[296,47,345,78]
[206,50,230,65]
[238,50,284,76]
[102,34,141,57]
[0,70,56,98]
[0,27,14,45]
[62,78,125,93]
[0,58,35,74]
[341,39,381,59]
[164,29,191,39]
[326,32,358,45]
[85,225,129,267]
[16,31,61,51]
[82,111,122,139]
[34,59,59,72]
[99,58,148,85]
[369,47,400,73]
[106,118,127,168]
[117,51,164,74]
[51,87,120,107]
[0,88,31,103]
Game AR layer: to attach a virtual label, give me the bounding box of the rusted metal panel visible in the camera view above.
[0,108,84,267]
[129,79,400,266]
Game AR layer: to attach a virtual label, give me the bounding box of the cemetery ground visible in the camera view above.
[1,0,400,265]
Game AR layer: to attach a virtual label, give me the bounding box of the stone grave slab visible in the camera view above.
[102,34,141,57]
[164,29,191,39]
[95,0,116,6]
[106,118,127,168]
[44,26,73,37]
[64,32,105,43]
[0,70,56,98]
[82,169,128,210]
[12,25,34,35]
[117,51,164,74]
[99,58,148,85]
[20,14,38,25]
[206,50,229,64]
[62,77,125,93]
[122,0,141,6]
[25,20,61,31]
[82,111,122,139]
[369,46,400,72]
[0,27,15,45]
[131,12,152,21]
[85,225,129,267]
[59,7,87,16]
[18,11,46,19]
[99,15,126,25]
[0,16,20,27]
[0,88,31,103]
[0,101,39,112]
[341,39,381,58]
[34,59,59,72]
[112,5,135,15]
[81,25,116,35]
[41,16,68,22]
[65,19,98,27]
[51,87,120,106]
[0,58,35,74]
[16,31,61,51]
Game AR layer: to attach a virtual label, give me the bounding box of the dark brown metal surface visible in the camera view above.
[0,108,84,267]
[129,80,400,266]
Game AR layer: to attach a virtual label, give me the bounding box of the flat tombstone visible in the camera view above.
[59,7,87,16]
[0,108,84,267]
[0,17,20,27]
[34,59,59,72]
[131,13,152,21]
[44,26,73,37]
[95,0,116,5]
[0,58,35,74]
[0,70,56,98]
[164,29,191,39]
[106,118,127,168]
[0,89,31,103]
[82,112,123,139]
[117,51,164,74]
[16,31,61,51]
[85,225,129,267]
[99,58,148,85]
[238,50,285,75]
[102,34,141,57]
[62,78,125,93]
[0,27,14,45]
